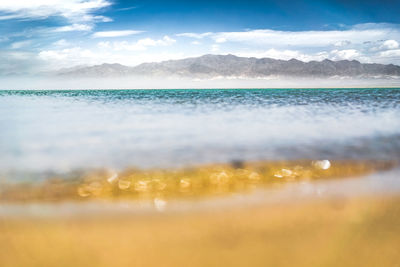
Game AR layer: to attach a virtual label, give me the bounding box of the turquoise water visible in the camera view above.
[1,88,400,175]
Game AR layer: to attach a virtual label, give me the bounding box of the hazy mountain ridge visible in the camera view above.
[57,54,400,78]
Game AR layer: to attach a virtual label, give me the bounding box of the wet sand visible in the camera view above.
[0,159,394,202]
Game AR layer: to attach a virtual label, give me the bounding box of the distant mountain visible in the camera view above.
[57,54,400,78]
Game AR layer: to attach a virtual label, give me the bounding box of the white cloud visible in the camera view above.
[81,15,112,22]
[235,49,329,62]
[39,49,70,61]
[39,47,98,67]
[330,49,360,60]
[38,46,186,69]
[53,24,93,32]
[234,48,368,62]
[100,36,176,51]
[117,6,137,12]
[92,30,144,38]
[176,32,213,39]
[211,44,219,52]
[191,41,201,45]
[0,50,40,74]
[158,36,176,45]
[215,37,227,43]
[0,0,111,22]
[379,49,400,58]
[334,40,351,47]
[381,40,399,50]
[179,24,400,48]
[213,28,397,47]
[97,41,111,49]
[10,40,32,49]
[53,39,71,47]
[5,51,32,60]
[37,35,179,70]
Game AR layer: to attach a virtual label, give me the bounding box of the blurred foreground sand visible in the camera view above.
[1,160,399,267]
[1,195,399,267]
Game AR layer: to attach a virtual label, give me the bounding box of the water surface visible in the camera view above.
[1,88,400,177]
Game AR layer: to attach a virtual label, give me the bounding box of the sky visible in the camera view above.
[1,0,400,75]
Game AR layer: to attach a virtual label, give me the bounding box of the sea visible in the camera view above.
[1,88,400,180]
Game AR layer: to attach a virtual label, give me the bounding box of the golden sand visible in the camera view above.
[0,160,399,267]
[0,195,399,267]
[0,159,395,202]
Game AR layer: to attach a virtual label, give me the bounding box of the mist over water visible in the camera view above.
[2,76,400,90]
[1,88,400,177]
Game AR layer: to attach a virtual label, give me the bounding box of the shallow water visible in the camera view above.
[1,88,400,177]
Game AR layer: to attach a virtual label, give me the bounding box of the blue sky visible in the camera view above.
[108,0,400,32]
[1,0,400,75]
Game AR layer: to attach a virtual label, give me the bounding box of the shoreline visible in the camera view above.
[0,159,395,204]
[1,166,400,217]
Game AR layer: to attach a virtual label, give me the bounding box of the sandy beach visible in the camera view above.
[1,160,400,267]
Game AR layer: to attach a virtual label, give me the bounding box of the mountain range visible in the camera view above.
[56,54,400,79]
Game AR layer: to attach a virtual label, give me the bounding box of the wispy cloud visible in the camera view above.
[38,46,186,69]
[92,30,144,38]
[10,40,32,49]
[98,36,176,51]
[0,36,9,43]
[53,24,93,32]
[116,6,137,12]
[176,32,213,39]
[36,35,179,71]
[52,39,71,47]
[178,24,400,48]
[0,0,112,22]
